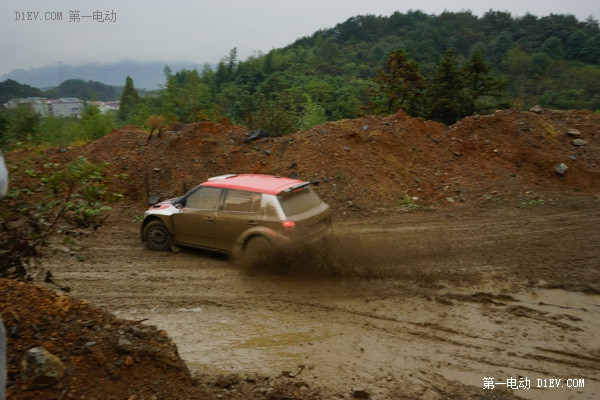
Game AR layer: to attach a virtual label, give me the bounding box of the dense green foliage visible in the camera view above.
[1,10,599,146]
[0,156,122,278]
[0,105,117,149]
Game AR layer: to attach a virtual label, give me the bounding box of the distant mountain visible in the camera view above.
[0,60,207,90]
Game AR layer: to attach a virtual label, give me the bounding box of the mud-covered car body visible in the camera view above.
[140,174,332,257]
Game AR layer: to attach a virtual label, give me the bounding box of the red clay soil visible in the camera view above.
[35,108,600,213]
[1,278,206,400]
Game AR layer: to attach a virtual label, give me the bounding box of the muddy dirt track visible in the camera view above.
[41,199,600,400]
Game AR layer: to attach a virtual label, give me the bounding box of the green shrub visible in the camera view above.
[0,155,123,279]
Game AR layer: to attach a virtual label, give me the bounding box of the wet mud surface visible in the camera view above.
[43,201,600,399]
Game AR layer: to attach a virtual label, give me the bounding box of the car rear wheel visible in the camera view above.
[243,236,274,270]
[143,220,172,251]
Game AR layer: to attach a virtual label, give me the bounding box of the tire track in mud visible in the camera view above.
[252,289,599,370]
[195,281,599,394]
[42,202,600,399]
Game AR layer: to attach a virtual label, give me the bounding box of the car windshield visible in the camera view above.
[277,187,322,216]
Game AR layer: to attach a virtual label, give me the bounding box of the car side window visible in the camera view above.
[185,187,222,210]
[223,190,261,213]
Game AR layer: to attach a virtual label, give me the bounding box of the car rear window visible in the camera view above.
[278,187,322,216]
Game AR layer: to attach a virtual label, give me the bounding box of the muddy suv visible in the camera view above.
[141,174,332,264]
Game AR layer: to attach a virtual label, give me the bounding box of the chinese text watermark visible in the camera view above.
[14,10,117,23]
[483,376,585,390]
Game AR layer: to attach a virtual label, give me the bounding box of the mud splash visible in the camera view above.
[241,228,473,289]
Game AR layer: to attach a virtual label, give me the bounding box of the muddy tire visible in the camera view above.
[242,236,273,271]
[143,220,172,251]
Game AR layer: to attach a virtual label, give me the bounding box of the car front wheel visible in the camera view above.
[143,220,172,251]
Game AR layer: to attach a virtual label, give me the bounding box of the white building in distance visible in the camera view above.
[3,97,85,117]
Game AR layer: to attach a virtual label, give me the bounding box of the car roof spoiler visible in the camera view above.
[207,174,238,181]
[282,180,320,193]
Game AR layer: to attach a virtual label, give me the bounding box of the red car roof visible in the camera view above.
[201,174,306,195]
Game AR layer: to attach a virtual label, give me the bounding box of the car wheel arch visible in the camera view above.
[141,216,175,241]
[237,227,276,250]
[144,215,174,231]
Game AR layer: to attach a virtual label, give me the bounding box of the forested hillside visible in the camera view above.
[1,10,599,148]
[0,79,121,103]
[129,10,599,132]
[0,80,43,104]
[43,79,121,101]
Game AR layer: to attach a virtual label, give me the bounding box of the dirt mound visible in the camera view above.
[1,278,322,399]
[42,108,599,214]
[1,278,204,399]
[446,109,600,202]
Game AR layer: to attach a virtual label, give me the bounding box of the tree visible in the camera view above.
[263,51,275,75]
[501,45,531,97]
[298,94,327,130]
[36,114,80,145]
[530,52,552,76]
[80,105,116,140]
[463,51,506,114]
[1,105,41,146]
[482,10,514,36]
[226,47,238,73]
[217,83,253,124]
[160,68,215,123]
[542,37,565,60]
[147,115,166,136]
[540,89,587,109]
[427,49,470,124]
[582,34,600,64]
[490,31,514,64]
[371,49,426,116]
[253,94,300,136]
[566,30,590,60]
[118,76,141,122]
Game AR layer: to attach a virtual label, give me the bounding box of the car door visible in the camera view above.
[215,190,262,251]
[172,186,222,248]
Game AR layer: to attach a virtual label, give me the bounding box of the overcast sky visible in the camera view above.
[2,0,599,76]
